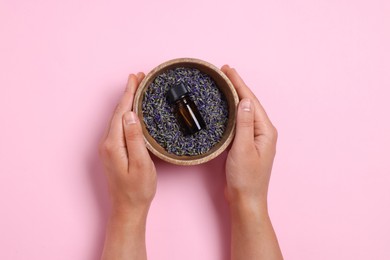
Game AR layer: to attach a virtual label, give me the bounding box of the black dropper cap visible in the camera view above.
[167,83,190,103]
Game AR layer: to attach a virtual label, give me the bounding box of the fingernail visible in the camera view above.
[124,111,137,125]
[241,99,251,112]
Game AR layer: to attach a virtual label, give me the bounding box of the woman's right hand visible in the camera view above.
[222,65,283,260]
[222,65,278,211]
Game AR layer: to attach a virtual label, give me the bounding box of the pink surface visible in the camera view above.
[1,0,389,259]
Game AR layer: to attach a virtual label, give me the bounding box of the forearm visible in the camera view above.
[230,199,283,260]
[101,208,149,260]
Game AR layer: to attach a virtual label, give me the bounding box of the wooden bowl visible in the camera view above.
[133,58,239,165]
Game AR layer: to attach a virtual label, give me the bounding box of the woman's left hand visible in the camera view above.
[99,73,157,216]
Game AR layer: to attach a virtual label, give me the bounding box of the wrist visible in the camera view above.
[111,197,152,217]
[228,196,269,221]
[109,205,150,228]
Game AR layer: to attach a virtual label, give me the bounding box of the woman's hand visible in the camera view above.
[223,65,277,209]
[100,72,156,215]
[222,65,283,260]
[100,73,156,260]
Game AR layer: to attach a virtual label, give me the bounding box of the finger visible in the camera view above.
[221,64,230,74]
[136,72,145,82]
[106,74,139,142]
[102,72,145,146]
[223,65,261,109]
[123,111,150,166]
[222,65,275,135]
[233,98,255,146]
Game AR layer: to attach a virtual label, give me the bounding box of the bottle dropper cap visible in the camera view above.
[167,83,190,103]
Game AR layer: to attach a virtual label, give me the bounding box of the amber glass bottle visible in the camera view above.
[167,83,206,135]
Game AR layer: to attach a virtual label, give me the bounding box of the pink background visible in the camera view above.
[1,0,389,259]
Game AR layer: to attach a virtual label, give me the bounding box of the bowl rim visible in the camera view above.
[133,57,239,165]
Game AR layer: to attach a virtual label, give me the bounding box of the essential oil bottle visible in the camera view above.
[167,83,206,135]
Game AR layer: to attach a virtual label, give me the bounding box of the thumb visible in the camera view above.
[234,98,255,146]
[123,111,149,162]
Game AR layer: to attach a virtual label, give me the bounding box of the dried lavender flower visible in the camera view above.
[142,67,228,156]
